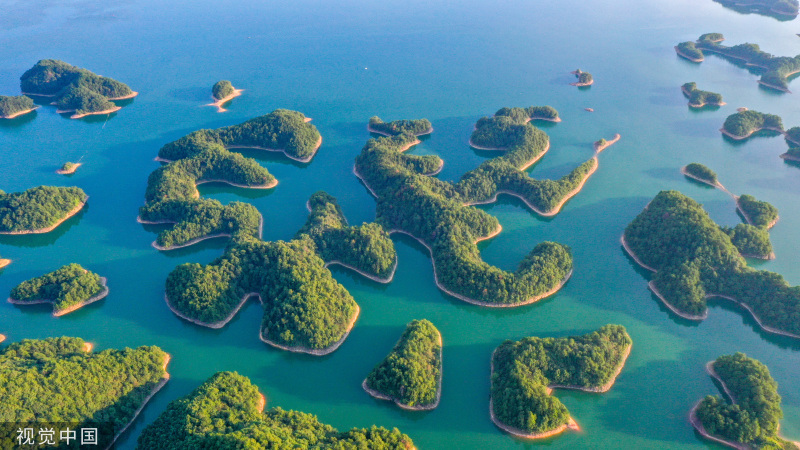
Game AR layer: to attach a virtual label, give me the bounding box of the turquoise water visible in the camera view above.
[1,0,799,448]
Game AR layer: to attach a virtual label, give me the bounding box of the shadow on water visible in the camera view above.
[0,109,38,128]
[721,129,783,146]
[643,167,681,183]
[712,1,796,21]
[687,104,722,114]
[0,204,88,248]
[167,86,210,103]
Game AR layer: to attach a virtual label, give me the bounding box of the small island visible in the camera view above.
[56,161,81,175]
[0,337,169,449]
[20,59,137,118]
[570,69,593,86]
[785,126,800,146]
[0,186,87,234]
[8,264,108,316]
[682,83,725,108]
[137,371,415,449]
[490,325,632,439]
[369,116,433,136]
[682,163,719,187]
[713,0,799,19]
[721,110,784,140]
[737,194,779,229]
[691,353,799,450]
[675,41,705,62]
[363,319,442,410]
[0,95,37,119]
[207,80,242,112]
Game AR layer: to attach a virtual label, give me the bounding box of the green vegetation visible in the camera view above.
[495,106,560,121]
[782,147,800,160]
[738,194,779,228]
[724,223,773,259]
[212,80,234,100]
[0,95,34,117]
[369,116,432,135]
[20,59,135,115]
[297,191,396,279]
[699,33,725,42]
[722,110,784,138]
[364,319,442,409]
[491,325,632,435]
[9,263,106,315]
[676,41,704,61]
[356,108,590,305]
[683,163,718,184]
[0,337,168,448]
[572,70,593,85]
[713,0,799,18]
[624,190,800,335]
[682,82,724,107]
[695,353,798,449]
[137,371,414,450]
[0,186,86,233]
[785,126,800,145]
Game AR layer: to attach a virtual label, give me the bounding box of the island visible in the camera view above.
[786,126,800,146]
[0,186,87,234]
[363,319,442,410]
[682,163,719,187]
[8,263,108,316]
[0,257,9,269]
[137,371,415,449]
[20,59,137,118]
[56,161,81,175]
[164,191,395,355]
[721,110,784,140]
[0,95,37,119]
[737,194,779,229]
[622,190,800,338]
[570,69,593,86]
[780,147,800,162]
[355,110,618,306]
[682,83,725,108]
[691,353,799,450]
[369,116,433,136]
[208,80,242,112]
[0,337,169,449]
[713,0,799,19]
[675,34,800,93]
[490,325,632,439]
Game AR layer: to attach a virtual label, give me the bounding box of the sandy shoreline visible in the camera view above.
[8,276,109,317]
[56,106,122,119]
[367,124,434,137]
[108,91,139,101]
[260,303,360,356]
[594,133,621,153]
[166,292,261,329]
[681,86,726,108]
[324,258,398,284]
[56,162,82,175]
[675,46,705,62]
[720,126,785,140]
[227,135,322,163]
[207,89,243,112]
[0,259,10,270]
[145,210,263,251]
[0,200,86,235]
[195,177,277,190]
[548,343,632,393]
[0,106,40,119]
[680,166,724,190]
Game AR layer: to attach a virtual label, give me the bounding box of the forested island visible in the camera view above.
[682,163,719,186]
[681,83,725,108]
[675,34,800,92]
[0,186,87,234]
[738,194,779,229]
[20,59,137,118]
[570,69,593,86]
[208,80,242,112]
[0,337,169,449]
[713,0,799,19]
[56,161,81,175]
[363,319,442,410]
[0,95,37,119]
[623,190,800,337]
[165,191,395,354]
[137,371,414,449]
[491,325,632,439]
[8,264,108,316]
[354,110,617,306]
[721,110,784,139]
[691,353,799,450]
[139,109,320,250]
[369,116,433,136]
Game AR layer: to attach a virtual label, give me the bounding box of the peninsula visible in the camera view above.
[363,319,442,410]
[208,80,242,112]
[570,69,594,86]
[0,186,87,234]
[0,95,37,119]
[491,325,632,439]
[8,264,108,316]
[721,110,784,140]
[691,353,799,450]
[137,371,415,449]
[682,83,725,108]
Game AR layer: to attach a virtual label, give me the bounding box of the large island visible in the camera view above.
[8,263,108,316]
[721,110,784,140]
[0,186,87,234]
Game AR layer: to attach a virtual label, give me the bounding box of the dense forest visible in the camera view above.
[0,95,34,117]
[491,325,632,434]
[683,163,718,184]
[9,263,106,315]
[694,353,798,449]
[0,337,168,449]
[722,110,784,137]
[713,0,799,17]
[723,223,774,259]
[624,190,800,335]
[0,186,86,233]
[212,80,234,100]
[738,194,779,229]
[369,116,433,135]
[681,82,724,107]
[137,371,414,449]
[364,319,442,409]
[676,41,704,61]
[20,59,134,115]
[296,191,397,279]
[785,126,800,145]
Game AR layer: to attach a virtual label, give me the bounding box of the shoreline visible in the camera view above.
[324,258,398,284]
[227,135,322,163]
[570,80,594,87]
[780,152,800,162]
[0,106,40,119]
[681,85,726,108]
[0,199,86,235]
[362,333,443,411]
[107,91,139,101]
[367,124,434,137]
[594,133,621,153]
[259,303,360,356]
[195,177,277,190]
[0,259,10,269]
[675,46,704,62]
[548,343,632,393]
[736,198,779,230]
[56,163,82,175]
[166,292,261,329]
[206,89,243,112]
[56,106,122,119]
[680,166,724,190]
[719,126,785,141]
[8,276,109,317]
[146,212,263,251]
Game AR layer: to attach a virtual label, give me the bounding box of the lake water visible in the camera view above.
[1,0,799,448]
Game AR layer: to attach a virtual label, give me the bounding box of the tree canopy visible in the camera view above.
[684,163,718,184]
[9,263,106,315]
[0,186,86,233]
[682,82,724,107]
[212,80,234,100]
[0,95,34,117]
[723,110,784,137]
[369,116,432,136]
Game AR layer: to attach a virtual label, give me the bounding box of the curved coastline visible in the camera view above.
[0,259,10,269]
[0,106,40,119]
[675,46,704,62]
[720,126,786,140]
[108,91,139,101]
[165,292,261,329]
[226,135,322,163]
[259,303,360,356]
[206,88,243,112]
[146,211,263,251]
[7,276,109,317]
[681,86,726,108]
[0,200,86,235]
[324,258,398,284]
[367,124,434,137]
[57,106,122,119]
[548,343,632,393]
[56,163,82,175]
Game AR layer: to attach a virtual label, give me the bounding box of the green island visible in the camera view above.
[56,161,81,175]
[721,110,784,140]
[137,371,414,449]
[738,194,779,229]
[0,95,37,119]
[0,186,87,234]
[713,0,799,19]
[570,69,593,86]
[363,319,443,410]
[490,325,632,439]
[164,191,395,354]
[681,82,725,108]
[355,110,618,306]
[675,34,800,92]
[780,147,800,162]
[20,59,137,118]
[139,109,321,250]
[8,263,109,316]
[0,337,170,449]
[691,353,799,450]
[682,163,719,186]
[369,116,433,136]
[208,80,242,112]
[622,190,800,337]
